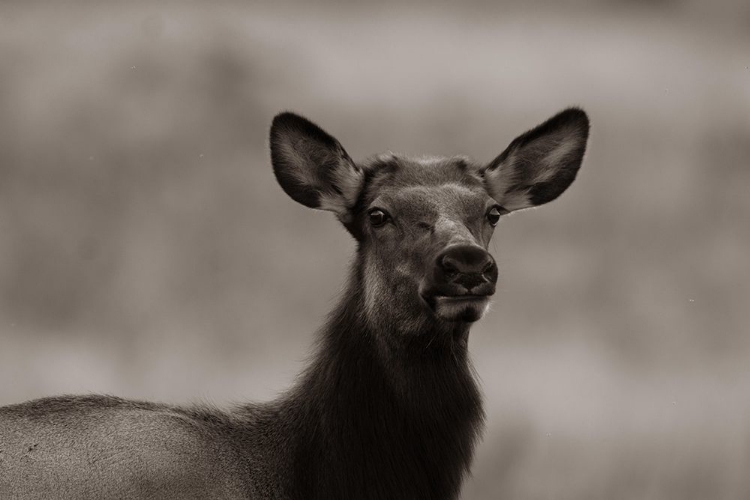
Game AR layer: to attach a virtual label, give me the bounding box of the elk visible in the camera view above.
[0,108,589,499]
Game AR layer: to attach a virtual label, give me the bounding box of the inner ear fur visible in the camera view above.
[483,108,589,212]
[270,112,364,218]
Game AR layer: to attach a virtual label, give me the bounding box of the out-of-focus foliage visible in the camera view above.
[1,1,748,498]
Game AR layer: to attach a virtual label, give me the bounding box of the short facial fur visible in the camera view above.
[270,108,589,343]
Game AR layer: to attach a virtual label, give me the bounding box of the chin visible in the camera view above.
[433,296,491,323]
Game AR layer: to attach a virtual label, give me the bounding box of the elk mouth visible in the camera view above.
[432,295,491,323]
[434,294,492,303]
[420,286,495,323]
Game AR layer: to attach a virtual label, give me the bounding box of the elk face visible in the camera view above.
[355,156,500,327]
[270,109,589,334]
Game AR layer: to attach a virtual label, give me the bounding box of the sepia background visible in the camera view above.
[1,1,749,498]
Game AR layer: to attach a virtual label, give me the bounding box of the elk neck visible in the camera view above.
[281,256,485,499]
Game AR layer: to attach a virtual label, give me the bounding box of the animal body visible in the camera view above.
[0,108,589,499]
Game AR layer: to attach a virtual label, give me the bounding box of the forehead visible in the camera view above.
[361,154,489,210]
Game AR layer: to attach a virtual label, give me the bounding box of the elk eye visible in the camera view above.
[487,206,503,227]
[368,209,389,227]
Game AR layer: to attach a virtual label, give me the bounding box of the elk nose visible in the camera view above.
[437,245,497,288]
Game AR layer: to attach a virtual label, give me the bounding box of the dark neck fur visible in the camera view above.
[283,266,485,500]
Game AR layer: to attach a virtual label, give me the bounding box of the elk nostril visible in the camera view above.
[481,260,495,276]
[441,256,460,276]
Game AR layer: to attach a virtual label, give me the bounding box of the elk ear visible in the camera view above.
[270,112,364,221]
[483,108,589,212]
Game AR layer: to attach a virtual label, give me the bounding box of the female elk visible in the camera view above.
[0,108,589,499]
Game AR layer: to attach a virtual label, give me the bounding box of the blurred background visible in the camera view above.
[1,0,749,498]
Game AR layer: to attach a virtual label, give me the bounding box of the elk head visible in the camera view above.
[270,109,589,340]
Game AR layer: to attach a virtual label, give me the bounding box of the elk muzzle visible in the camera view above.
[422,245,497,322]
